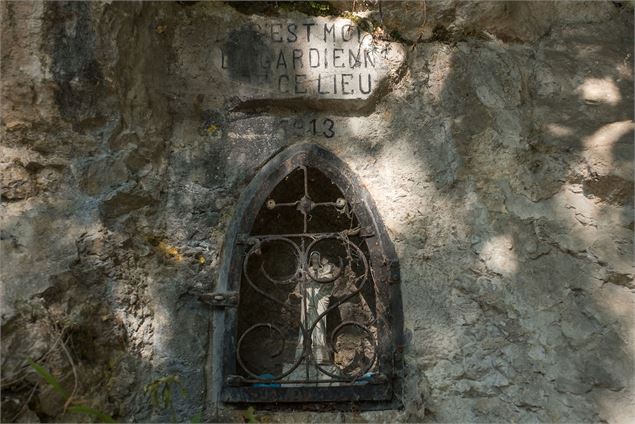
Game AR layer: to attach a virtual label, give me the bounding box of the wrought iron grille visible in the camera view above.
[233,166,381,387]
[216,144,402,405]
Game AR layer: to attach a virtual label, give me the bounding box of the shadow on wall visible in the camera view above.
[0,1,210,422]
[1,1,633,423]
[343,9,634,422]
[123,2,634,421]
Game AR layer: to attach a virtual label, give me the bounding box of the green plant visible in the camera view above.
[341,11,379,34]
[277,1,334,17]
[242,406,259,423]
[28,358,115,423]
[189,411,203,423]
[27,358,68,398]
[227,1,335,17]
[144,374,187,421]
[67,405,117,423]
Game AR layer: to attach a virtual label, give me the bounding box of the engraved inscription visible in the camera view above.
[218,18,404,100]
[288,117,336,138]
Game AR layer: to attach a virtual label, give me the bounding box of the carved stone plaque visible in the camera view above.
[175,15,406,108]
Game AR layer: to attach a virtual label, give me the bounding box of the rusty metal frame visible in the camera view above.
[209,143,403,408]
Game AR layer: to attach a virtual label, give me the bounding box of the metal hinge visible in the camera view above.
[225,375,244,386]
[195,291,239,308]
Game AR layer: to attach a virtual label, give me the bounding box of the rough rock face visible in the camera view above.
[1,1,633,423]
[377,0,624,43]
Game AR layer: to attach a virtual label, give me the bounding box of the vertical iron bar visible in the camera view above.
[301,166,309,381]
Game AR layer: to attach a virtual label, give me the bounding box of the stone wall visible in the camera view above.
[1,1,633,422]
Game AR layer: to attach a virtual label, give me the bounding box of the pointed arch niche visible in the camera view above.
[210,143,403,408]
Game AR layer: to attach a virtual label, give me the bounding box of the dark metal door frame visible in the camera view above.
[208,143,403,408]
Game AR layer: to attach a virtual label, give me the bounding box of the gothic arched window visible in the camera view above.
[209,144,402,407]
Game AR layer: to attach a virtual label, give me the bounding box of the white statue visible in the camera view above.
[303,252,335,365]
[284,251,337,382]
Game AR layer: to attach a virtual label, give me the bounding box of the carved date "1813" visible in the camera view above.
[292,118,335,138]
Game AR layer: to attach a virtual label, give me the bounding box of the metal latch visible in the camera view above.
[195,291,239,308]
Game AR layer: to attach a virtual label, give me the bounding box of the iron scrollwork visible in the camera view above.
[232,166,379,386]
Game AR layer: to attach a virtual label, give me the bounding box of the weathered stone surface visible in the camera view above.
[0,163,35,201]
[375,0,621,43]
[1,1,633,423]
[175,10,406,111]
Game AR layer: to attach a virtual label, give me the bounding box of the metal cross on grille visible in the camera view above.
[232,166,380,387]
